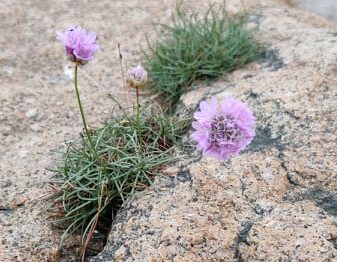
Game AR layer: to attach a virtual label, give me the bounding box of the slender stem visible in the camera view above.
[136,86,142,150]
[74,64,95,151]
[117,43,130,107]
[117,44,127,89]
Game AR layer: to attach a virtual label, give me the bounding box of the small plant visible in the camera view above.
[49,105,189,254]
[50,12,257,259]
[143,3,262,110]
[51,27,191,260]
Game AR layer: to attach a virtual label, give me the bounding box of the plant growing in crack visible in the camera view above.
[48,2,260,259]
[49,26,191,261]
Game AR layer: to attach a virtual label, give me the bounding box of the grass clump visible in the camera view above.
[48,105,190,255]
[144,3,262,110]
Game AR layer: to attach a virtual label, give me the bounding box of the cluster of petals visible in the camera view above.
[57,26,98,64]
[126,65,148,88]
[191,96,255,160]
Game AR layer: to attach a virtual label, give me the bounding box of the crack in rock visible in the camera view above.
[235,222,254,262]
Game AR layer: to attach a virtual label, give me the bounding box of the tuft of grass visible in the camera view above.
[143,3,262,110]
[48,104,191,252]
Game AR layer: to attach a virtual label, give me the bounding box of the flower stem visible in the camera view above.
[74,64,95,152]
[117,43,130,107]
[135,86,142,150]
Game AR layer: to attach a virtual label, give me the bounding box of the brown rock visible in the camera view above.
[239,202,337,261]
[93,1,337,261]
[91,161,256,261]
[1,0,337,261]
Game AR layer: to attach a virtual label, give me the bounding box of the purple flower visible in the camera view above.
[57,26,98,64]
[191,97,255,160]
[126,65,148,88]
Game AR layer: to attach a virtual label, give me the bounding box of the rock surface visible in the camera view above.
[1,0,337,261]
[289,0,337,23]
[92,1,337,262]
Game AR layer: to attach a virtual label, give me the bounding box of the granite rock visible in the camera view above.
[92,1,337,261]
[1,0,337,261]
[239,202,337,261]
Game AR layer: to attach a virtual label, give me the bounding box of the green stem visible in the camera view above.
[74,64,95,152]
[136,87,142,150]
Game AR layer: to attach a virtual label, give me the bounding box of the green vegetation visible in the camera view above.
[49,3,263,259]
[48,104,190,251]
[144,3,262,110]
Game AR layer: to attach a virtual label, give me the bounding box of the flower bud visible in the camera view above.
[126,65,148,88]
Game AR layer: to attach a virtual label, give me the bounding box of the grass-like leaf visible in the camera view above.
[48,104,191,252]
[144,2,262,110]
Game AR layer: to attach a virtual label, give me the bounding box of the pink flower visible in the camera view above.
[57,26,98,64]
[126,65,148,88]
[191,97,255,160]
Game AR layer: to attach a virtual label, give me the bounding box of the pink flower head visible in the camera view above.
[126,65,148,88]
[191,97,255,160]
[57,26,98,64]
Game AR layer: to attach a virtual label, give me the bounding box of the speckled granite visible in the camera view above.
[91,2,337,262]
[1,0,337,261]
